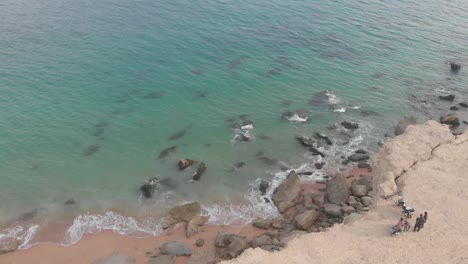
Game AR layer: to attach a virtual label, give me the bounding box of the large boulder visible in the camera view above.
[350,185,368,197]
[186,215,209,238]
[326,174,350,205]
[159,241,192,256]
[186,250,215,264]
[294,210,320,230]
[324,203,342,217]
[440,114,460,127]
[272,171,303,213]
[93,253,135,264]
[163,202,201,229]
[178,159,194,170]
[253,219,272,230]
[146,255,176,264]
[214,233,248,260]
[296,136,316,147]
[251,233,280,252]
[395,118,417,136]
[140,178,160,198]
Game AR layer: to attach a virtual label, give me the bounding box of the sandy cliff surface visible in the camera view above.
[224,121,468,264]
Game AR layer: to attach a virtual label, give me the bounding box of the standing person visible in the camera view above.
[413,216,421,232]
[419,214,425,229]
[423,212,428,223]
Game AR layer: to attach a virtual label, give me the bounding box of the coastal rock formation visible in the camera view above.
[449,62,461,72]
[159,241,192,256]
[158,146,177,160]
[323,203,342,217]
[186,215,209,238]
[251,233,281,252]
[178,158,194,170]
[140,178,160,198]
[296,136,315,147]
[93,253,135,264]
[440,114,460,127]
[341,121,359,130]
[325,174,350,204]
[163,202,201,229]
[253,219,272,230]
[215,233,248,260]
[459,102,468,108]
[272,171,303,213]
[372,120,454,198]
[187,250,215,264]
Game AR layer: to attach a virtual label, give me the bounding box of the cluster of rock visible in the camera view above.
[140,158,207,198]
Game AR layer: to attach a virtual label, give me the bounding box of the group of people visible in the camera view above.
[413,212,428,232]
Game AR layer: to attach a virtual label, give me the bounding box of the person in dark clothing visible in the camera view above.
[419,213,425,229]
[423,212,428,223]
[413,216,421,232]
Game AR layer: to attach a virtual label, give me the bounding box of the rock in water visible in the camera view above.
[259,180,269,195]
[186,215,209,238]
[296,136,316,147]
[187,250,215,264]
[459,102,468,108]
[178,158,194,170]
[440,114,460,127]
[214,233,248,260]
[309,147,325,157]
[272,171,303,213]
[341,121,359,130]
[140,177,160,198]
[315,132,333,145]
[163,202,201,229]
[159,241,192,256]
[450,62,461,72]
[326,174,350,205]
[294,210,320,230]
[158,146,177,159]
[439,94,455,101]
[450,106,459,111]
[93,253,135,264]
[192,162,207,181]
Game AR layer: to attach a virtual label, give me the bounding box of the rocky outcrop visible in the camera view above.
[272,171,303,213]
[178,159,194,170]
[439,94,455,101]
[159,241,192,256]
[372,121,455,198]
[187,250,215,264]
[251,233,281,252]
[341,121,359,130]
[296,136,316,147]
[215,233,248,260]
[186,216,209,238]
[163,202,201,229]
[326,174,350,204]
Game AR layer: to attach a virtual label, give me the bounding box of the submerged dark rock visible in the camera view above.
[360,110,380,116]
[83,144,100,157]
[439,94,455,102]
[158,146,177,159]
[64,199,76,205]
[459,102,468,108]
[309,147,325,157]
[450,106,459,111]
[190,69,205,76]
[168,130,187,141]
[143,91,164,99]
[348,153,370,162]
[341,121,359,130]
[258,134,272,140]
[192,162,207,181]
[259,180,269,195]
[315,133,333,145]
[449,62,461,72]
[234,162,245,169]
[258,156,279,166]
[315,162,325,169]
[296,136,316,147]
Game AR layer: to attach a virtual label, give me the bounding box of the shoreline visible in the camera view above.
[0,166,371,263]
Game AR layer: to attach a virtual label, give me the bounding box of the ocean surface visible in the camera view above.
[1,0,468,248]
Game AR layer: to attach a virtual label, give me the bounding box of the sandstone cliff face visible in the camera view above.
[372,121,455,198]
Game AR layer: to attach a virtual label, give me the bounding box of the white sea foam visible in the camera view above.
[287,114,309,122]
[0,224,39,250]
[332,106,346,113]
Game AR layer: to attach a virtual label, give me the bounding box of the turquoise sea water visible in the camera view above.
[1,0,468,247]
